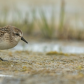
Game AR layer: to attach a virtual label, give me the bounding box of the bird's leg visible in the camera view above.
[0,57,7,61]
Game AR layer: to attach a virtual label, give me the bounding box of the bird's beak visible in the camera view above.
[21,37,28,44]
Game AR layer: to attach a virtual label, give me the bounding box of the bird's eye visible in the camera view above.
[15,33,19,36]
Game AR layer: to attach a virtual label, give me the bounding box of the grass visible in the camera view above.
[0,0,83,40]
[39,9,55,38]
[59,0,65,31]
[22,9,36,35]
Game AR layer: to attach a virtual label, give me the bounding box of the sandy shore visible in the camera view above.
[0,50,84,84]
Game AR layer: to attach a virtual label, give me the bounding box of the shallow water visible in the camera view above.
[13,41,84,54]
[0,74,13,77]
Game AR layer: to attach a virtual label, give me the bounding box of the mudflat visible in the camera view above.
[0,50,84,84]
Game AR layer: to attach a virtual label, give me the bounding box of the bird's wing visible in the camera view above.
[0,26,10,37]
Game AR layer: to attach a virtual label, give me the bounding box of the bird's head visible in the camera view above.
[10,26,28,44]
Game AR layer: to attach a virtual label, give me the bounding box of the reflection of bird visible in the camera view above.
[0,25,28,61]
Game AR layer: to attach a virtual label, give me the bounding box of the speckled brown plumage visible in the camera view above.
[0,25,22,42]
[0,25,28,50]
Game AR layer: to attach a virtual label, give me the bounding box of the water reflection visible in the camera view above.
[13,42,84,54]
[0,74,13,77]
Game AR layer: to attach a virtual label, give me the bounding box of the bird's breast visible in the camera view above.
[0,40,18,50]
[0,32,20,50]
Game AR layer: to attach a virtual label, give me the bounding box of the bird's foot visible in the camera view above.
[0,57,7,61]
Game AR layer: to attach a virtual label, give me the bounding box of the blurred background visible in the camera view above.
[1,0,84,53]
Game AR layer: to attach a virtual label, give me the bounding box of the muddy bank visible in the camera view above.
[0,50,84,84]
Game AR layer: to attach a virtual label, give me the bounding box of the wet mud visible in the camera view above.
[0,50,84,84]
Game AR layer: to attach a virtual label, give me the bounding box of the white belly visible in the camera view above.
[0,41,17,50]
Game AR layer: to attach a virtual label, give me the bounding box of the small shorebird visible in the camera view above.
[0,25,28,61]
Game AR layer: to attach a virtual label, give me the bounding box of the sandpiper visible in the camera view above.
[0,25,28,61]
